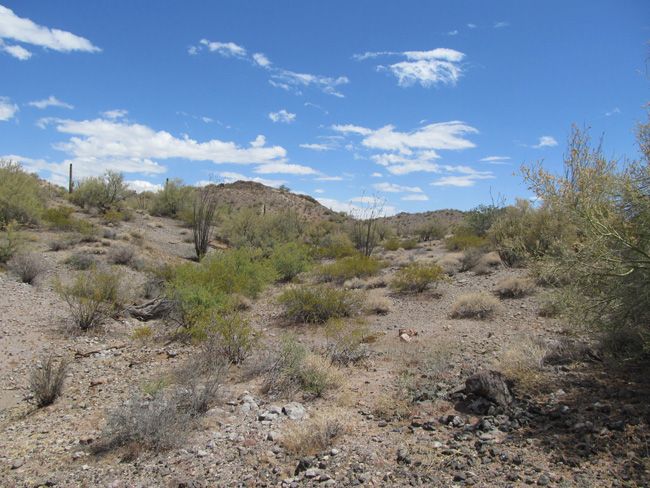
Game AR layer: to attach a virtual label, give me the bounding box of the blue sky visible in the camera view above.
[1,1,648,214]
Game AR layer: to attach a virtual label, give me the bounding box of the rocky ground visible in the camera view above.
[1,211,649,487]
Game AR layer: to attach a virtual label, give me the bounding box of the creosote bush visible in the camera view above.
[56,268,123,329]
[315,232,357,259]
[390,262,444,293]
[0,160,45,225]
[8,251,46,284]
[29,355,68,407]
[450,292,499,320]
[315,254,383,284]
[69,171,129,211]
[445,231,487,251]
[269,241,312,282]
[0,221,20,264]
[494,276,535,299]
[278,285,361,324]
[42,207,95,235]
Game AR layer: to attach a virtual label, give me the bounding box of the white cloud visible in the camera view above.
[192,39,348,97]
[431,169,495,187]
[447,30,458,36]
[494,21,509,28]
[371,172,383,178]
[28,95,73,110]
[355,48,465,88]
[401,194,429,201]
[249,135,266,148]
[199,39,246,57]
[252,52,271,67]
[216,171,286,188]
[268,109,296,124]
[605,107,621,117]
[0,96,18,121]
[102,109,128,119]
[1,41,31,60]
[299,143,332,151]
[314,188,325,194]
[467,23,477,29]
[373,182,423,193]
[315,175,344,181]
[0,5,99,59]
[480,155,510,162]
[334,120,477,154]
[127,180,162,193]
[304,102,328,114]
[254,162,318,175]
[532,136,558,149]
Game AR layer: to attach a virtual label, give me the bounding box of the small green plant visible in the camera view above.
[188,314,258,364]
[132,325,154,341]
[56,268,123,329]
[269,241,312,282]
[0,221,20,264]
[445,232,487,251]
[278,285,361,324]
[316,233,357,259]
[29,355,68,407]
[383,237,401,251]
[42,207,97,235]
[390,262,444,293]
[325,320,370,366]
[315,254,383,283]
[102,208,124,225]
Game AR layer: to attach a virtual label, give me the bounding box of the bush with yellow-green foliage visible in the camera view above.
[315,232,357,259]
[444,229,488,251]
[520,120,650,356]
[56,267,124,330]
[42,206,96,236]
[278,285,362,324]
[166,248,275,329]
[415,221,446,242]
[0,160,45,225]
[314,254,383,284]
[269,241,312,282]
[69,171,130,211]
[223,207,306,251]
[390,262,445,293]
[0,221,20,264]
[149,179,194,218]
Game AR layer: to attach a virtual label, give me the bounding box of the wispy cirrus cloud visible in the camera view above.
[254,162,318,175]
[28,95,73,110]
[480,155,511,165]
[190,39,349,97]
[372,182,423,193]
[354,48,465,88]
[431,167,495,187]
[494,21,509,29]
[0,5,100,60]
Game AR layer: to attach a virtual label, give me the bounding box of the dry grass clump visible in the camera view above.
[363,293,391,315]
[393,342,454,402]
[494,276,535,298]
[260,336,343,398]
[281,413,347,456]
[29,355,68,407]
[278,285,362,324]
[325,320,370,366]
[436,253,463,275]
[64,251,97,270]
[473,251,502,275]
[450,293,499,320]
[494,337,548,391]
[371,391,412,421]
[390,262,445,293]
[8,251,47,284]
[107,245,135,265]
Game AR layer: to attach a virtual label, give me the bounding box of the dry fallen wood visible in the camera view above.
[74,344,127,358]
[127,297,173,321]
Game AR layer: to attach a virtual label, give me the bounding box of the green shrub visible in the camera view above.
[103,208,125,224]
[444,231,487,251]
[149,179,193,217]
[42,207,96,235]
[315,255,383,284]
[278,285,361,324]
[383,237,401,251]
[269,242,312,282]
[56,268,123,329]
[316,232,357,258]
[0,221,20,264]
[464,204,505,237]
[69,171,129,211]
[0,160,45,225]
[223,208,306,250]
[390,262,445,293]
[167,249,275,328]
[416,221,446,241]
[400,238,418,250]
[64,252,97,270]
